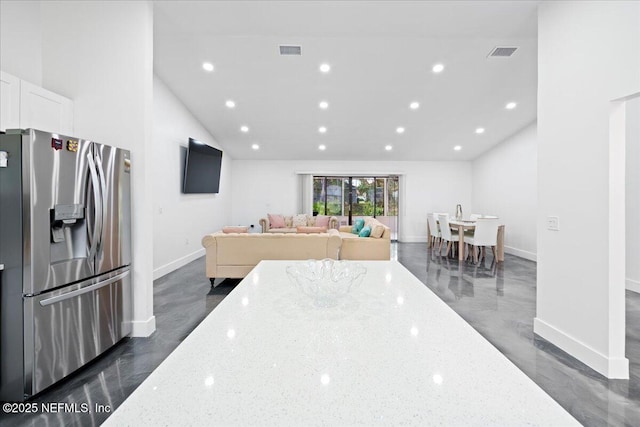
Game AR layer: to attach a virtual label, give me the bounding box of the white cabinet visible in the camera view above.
[0,71,20,131]
[0,70,74,135]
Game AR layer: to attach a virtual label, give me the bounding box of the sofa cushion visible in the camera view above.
[222,226,248,234]
[284,216,293,227]
[359,225,372,237]
[268,213,285,228]
[314,215,330,227]
[352,218,365,234]
[292,214,308,227]
[267,228,297,233]
[296,226,327,234]
[370,224,385,239]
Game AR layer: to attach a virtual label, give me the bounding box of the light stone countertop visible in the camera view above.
[105,260,579,426]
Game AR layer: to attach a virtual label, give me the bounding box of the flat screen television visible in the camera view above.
[183,138,223,194]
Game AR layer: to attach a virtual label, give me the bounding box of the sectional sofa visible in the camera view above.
[201,229,342,284]
[201,217,391,284]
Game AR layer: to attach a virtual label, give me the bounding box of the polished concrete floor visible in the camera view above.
[2,243,640,426]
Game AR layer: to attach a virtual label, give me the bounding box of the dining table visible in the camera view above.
[428,218,505,262]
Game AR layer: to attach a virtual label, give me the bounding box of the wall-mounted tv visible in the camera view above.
[183,138,223,194]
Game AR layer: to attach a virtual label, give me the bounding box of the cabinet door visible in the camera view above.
[0,71,20,131]
[19,79,73,135]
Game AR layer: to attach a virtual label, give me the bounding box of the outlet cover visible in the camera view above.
[547,216,560,231]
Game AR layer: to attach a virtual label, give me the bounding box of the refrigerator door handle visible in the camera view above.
[87,154,102,263]
[95,153,108,253]
[38,270,130,307]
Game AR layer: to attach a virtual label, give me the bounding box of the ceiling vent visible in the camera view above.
[279,45,301,55]
[488,46,518,58]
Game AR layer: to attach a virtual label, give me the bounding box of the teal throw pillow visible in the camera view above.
[359,225,371,238]
[352,218,365,234]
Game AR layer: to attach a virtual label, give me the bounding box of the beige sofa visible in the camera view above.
[259,214,338,233]
[201,230,342,284]
[338,217,391,260]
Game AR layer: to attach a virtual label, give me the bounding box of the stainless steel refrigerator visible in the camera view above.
[0,129,132,401]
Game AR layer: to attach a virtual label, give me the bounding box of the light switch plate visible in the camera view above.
[0,151,7,168]
[547,216,560,231]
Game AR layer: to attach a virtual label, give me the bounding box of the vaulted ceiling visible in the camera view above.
[154,1,538,160]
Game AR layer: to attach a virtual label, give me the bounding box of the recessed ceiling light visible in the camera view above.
[251,144,259,150]
[318,126,327,134]
[318,144,326,151]
[319,101,329,109]
[409,102,420,110]
[319,63,331,73]
[396,127,405,134]
[505,102,517,110]
[475,127,485,134]
[225,100,236,109]
[240,125,249,133]
[454,145,462,151]
[385,145,393,151]
[202,62,214,72]
[432,63,445,73]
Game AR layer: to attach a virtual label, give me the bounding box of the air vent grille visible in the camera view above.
[488,46,518,58]
[279,45,301,55]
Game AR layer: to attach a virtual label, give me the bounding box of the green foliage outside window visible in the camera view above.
[313,176,398,218]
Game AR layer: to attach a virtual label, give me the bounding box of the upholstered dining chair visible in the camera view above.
[427,213,441,248]
[438,214,460,257]
[464,217,499,264]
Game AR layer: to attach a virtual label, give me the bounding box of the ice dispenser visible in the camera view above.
[50,204,87,262]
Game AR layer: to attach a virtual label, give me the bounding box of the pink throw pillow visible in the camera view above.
[296,226,327,234]
[268,213,286,228]
[314,215,330,227]
[222,226,248,234]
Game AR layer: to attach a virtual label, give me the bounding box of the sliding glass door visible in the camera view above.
[313,176,399,240]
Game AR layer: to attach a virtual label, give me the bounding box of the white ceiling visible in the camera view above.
[153,1,538,161]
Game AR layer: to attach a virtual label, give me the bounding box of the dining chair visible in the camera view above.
[438,214,460,257]
[427,213,441,248]
[464,217,499,264]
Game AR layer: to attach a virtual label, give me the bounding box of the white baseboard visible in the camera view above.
[533,317,629,379]
[130,315,156,337]
[153,248,205,280]
[397,235,426,243]
[504,246,537,261]
[627,278,640,293]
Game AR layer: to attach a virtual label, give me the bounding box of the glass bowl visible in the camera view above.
[286,259,367,307]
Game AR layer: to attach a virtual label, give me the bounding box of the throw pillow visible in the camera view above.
[296,226,327,234]
[359,225,371,238]
[292,214,308,227]
[352,218,365,234]
[364,217,375,229]
[314,215,330,227]
[222,226,249,234]
[268,214,285,228]
[284,216,293,227]
[370,224,385,238]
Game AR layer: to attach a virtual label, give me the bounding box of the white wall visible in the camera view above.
[153,76,233,278]
[472,122,537,261]
[0,1,42,86]
[231,160,472,242]
[38,1,156,337]
[536,1,640,378]
[627,97,640,292]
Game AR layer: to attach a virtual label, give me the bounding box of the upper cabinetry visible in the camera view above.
[1,70,73,135]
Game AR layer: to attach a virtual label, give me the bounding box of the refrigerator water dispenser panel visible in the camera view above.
[50,204,85,243]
